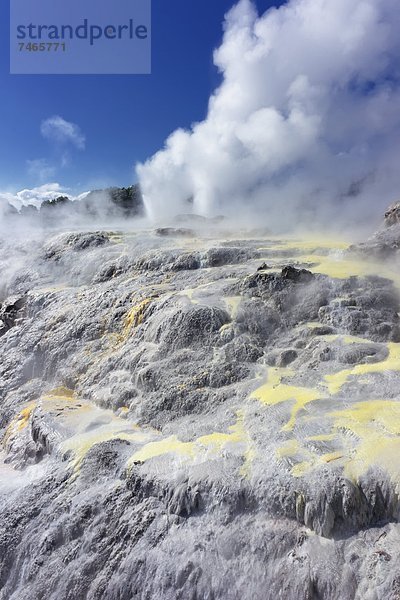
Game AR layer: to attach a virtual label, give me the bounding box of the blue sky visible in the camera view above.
[0,0,280,195]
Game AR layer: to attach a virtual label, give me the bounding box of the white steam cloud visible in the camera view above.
[137,0,400,230]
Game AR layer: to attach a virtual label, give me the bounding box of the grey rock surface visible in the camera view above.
[1,223,400,599]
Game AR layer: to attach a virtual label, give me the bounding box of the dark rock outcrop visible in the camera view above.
[385,202,400,227]
[0,296,27,337]
[350,200,400,258]
[155,227,195,237]
[80,185,144,218]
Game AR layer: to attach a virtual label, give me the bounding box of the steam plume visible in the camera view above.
[137,0,400,230]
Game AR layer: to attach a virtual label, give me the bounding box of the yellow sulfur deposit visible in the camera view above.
[257,237,349,253]
[128,435,195,464]
[257,237,400,290]
[43,386,75,401]
[36,388,157,472]
[124,298,153,332]
[128,410,254,477]
[275,396,400,481]
[251,368,323,431]
[3,403,36,446]
[196,410,246,452]
[63,423,153,472]
[330,400,400,481]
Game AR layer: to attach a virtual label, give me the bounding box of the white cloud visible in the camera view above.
[0,183,70,210]
[137,0,400,230]
[41,115,86,150]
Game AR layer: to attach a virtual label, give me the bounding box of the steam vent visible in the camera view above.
[0,205,400,599]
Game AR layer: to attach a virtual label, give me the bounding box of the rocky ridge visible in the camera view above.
[1,213,400,599]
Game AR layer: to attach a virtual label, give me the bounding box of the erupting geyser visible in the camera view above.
[138,0,400,228]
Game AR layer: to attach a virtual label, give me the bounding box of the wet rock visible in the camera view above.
[43,231,110,261]
[339,343,389,365]
[281,266,314,283]
[147,304,231,352]
[257,262,270,271]
[220,334,264,363]
[135,249,195,272]
[0,296,26,336]
[80,439,132,482]
[319,303,400,343]
[235,299,280,342]
[349,202,400,258]
[171,252,201,271]
[239,268,328,331]
[319,346,334,362]
[209,363,250,388]
[204,247,258,267]
[276,349,298,367]
[155,227,195,237]
[241,266,315,297]
[308,325,335,336]
[298,474,398,538]
[93,255,136,283]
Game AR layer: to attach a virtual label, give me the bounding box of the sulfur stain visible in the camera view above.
[301,322,374,346]
[37,388,156,472]
[329,400,400,481]
[280,445,346,479]
[250,238,400,482]
[129,435,195,464]
[291,461,313,477]
[124,298,153,333]
[251,368,323,431]
[257,237,400,291]
[3,386,254,478]
[3,403,36,445]
[257,237,349,253]
[43,386,75,402]
[276,398,400,482]
[63,426,153,472]
[128,410,254,477]
[325,343,400,394]
[277,438,301,459]
[276,439,318,477]
[305,322,325,329]
[321,451,344,464]
[196,409,253,476]
[296,249,400,291]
